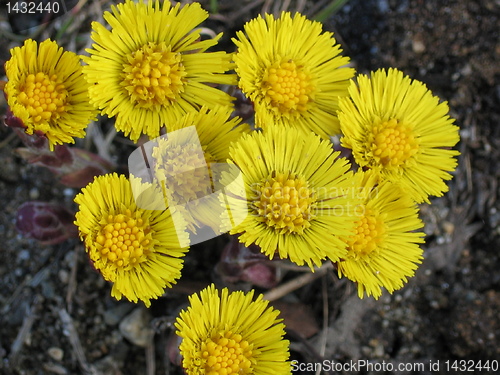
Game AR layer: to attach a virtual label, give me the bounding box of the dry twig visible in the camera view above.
[263,262,334,301]
[146,338,156,375]
[8,296,42,368]
[316,275,329,375]
[65,248,80,314]
[58,308,101,375]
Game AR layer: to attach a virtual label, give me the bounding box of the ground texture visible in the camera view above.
[0,0,499,374]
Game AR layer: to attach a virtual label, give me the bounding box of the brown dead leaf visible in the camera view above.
[271,300,319,339]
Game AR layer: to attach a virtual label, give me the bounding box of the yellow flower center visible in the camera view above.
[155,143,215,203]
[17,72,68,124]
[370,118,419,168]
[122,42,186,109]
[262,60,313,115]
[95,209,152,273]
[254,172,315,234]
[199,331,253,375]
[346,208,386,260]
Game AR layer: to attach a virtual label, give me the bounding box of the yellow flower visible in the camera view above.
[151,106,248,232]
[225,125,362,268]
[3,39,96,150]
[232,12,354,138]
[175,284,290,375]
[83,0,235,142]
[337,172,425,299]
[338,68,460,203]
[74,173,189,307]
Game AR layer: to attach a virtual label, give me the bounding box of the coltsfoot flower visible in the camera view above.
[225,125,362,269]
[233,12,354,137]
[338,68,460,203]
[3,39,96,150]
[175,284,290,375]
[83,0,235,142]
[74,173,189,307]
[337,172,425,299]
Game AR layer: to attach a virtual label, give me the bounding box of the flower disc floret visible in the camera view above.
[346,208,387,258]
[17,72,68,124]
[369,118,419,168]
[95,209,151,273]
[254,172,315,234]
[122,42,187,109]
[262,60,313,115]
[200,331,253,375]
[154,142,215,203]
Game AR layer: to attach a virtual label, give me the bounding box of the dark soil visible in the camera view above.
[0,0,499,374]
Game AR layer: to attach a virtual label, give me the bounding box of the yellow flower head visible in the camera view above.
[3,39,97,150]
[226,125,362,269]
[175,284,290,375]
[74,173,189,307]
[338,68,460,203]
[83,0,235,142]
[152,106,248,231]
[233,12,355,137]
[337,171,425,299]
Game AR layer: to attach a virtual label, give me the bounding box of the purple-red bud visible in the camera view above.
[16,201,78,245]
[215,236,279,289]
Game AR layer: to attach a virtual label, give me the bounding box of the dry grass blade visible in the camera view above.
[312,0,350,22]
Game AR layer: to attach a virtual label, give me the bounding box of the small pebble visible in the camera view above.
[377,0,390,13]
[29,187,39,200]
[104,304,134,326]
[374,343,385,357]
[41,280,55,299]
[443,221,455,234]
[412,37,426,53]
[63,251,75,265]
[119,308,154,347]
[58,270,69,284]
[48,347,64,361]
[17,249,30,261]
[63,188,74,197]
